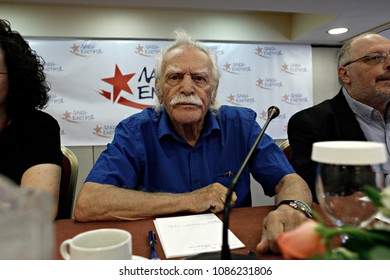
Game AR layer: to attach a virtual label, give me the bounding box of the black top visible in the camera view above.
[0,110,62,185]
[287,89,367,200]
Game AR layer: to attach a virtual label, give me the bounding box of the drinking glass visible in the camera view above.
[312,141,387,243]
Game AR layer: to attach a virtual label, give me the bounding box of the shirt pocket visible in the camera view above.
[214,170,237,187]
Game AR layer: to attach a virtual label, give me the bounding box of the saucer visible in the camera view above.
[132,255,148,260]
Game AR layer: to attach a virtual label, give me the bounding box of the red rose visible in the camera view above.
[277,220,327,259]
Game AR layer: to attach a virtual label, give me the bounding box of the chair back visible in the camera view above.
[56,146,79,220]
[279,140,291,160]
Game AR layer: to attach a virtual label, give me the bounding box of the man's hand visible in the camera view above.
[256,205,308,253]
[187,183,237,213]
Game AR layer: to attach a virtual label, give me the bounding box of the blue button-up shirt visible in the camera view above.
[86,105,294,207]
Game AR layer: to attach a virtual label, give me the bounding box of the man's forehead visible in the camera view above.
[165,45,210,62]
[352,35,390,53]
[162,46,212,75]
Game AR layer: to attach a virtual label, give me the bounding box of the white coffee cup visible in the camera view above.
[60,228,132,260]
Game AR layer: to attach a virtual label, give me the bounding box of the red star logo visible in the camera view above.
[260,110,267,120]
[281,63,289,71]
[228,94,235,102]
[256,78,264,87]
[255,47,263,56]
[70,43,80,54]
[93,125,102,135]
[62,110,72,120]
[135,44,144,54]
[223,62,231,71]
[102,65,135,103]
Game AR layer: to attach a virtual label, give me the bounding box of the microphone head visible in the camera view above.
[267,106,280,120]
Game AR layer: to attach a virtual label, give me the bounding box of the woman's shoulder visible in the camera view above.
[25,110,59,126]
[11,110,60,133]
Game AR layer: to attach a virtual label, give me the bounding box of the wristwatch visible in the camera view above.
[277,200,313,218]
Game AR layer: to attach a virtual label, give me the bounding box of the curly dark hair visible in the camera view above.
[0,19,50,117]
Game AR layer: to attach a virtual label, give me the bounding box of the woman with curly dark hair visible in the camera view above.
[0,19,62,219]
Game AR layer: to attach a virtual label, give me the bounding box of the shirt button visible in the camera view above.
[193,179,199,183]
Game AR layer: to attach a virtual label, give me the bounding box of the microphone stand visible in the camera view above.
[187,106,280,260]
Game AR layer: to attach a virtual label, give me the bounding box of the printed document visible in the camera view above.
[154,213,245,258]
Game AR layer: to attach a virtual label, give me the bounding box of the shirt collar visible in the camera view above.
[342,87,379,123]
[157,108,220,140]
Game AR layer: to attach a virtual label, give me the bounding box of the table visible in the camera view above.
[55,204,323,260]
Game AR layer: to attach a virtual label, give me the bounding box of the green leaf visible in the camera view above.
[367,246,390,260]
[332,247,359,260]
[362,185,383,208]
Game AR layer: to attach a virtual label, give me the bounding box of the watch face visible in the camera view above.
[294,201,307,210]
[278,200,313,218]
[293,200,313,218]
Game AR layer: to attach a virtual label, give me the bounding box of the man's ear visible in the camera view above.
[211,82,219,104]
[338,67,351,84]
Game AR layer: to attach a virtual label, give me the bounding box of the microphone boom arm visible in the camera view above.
[221,106,279,259]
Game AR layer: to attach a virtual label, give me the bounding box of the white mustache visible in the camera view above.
[170,95,203,106]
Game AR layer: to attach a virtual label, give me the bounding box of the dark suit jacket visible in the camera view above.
[287,89,367,200]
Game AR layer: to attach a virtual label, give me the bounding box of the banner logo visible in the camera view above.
[281,62,308,75]
[207,45,225,56]
[223,62,252,74]
[48,93,65,105]
[135,44,162,57]
[45,61,64,72]
[226,93,255,105]
[256,77,283,90]
[255,46,282,58]
[70,42,103,57]
[98,64,154,109]
[259,109,287,121]
[62,110,95,123]
[282,93,309,105]
[93,124,115,138]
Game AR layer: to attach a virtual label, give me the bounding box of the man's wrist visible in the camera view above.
[277,199,313,218]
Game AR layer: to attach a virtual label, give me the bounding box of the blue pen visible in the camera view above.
[148,230,158,260]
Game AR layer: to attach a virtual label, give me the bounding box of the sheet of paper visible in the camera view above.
[154,213,245,258]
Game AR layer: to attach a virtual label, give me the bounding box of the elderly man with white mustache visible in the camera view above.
[74,29,312,255]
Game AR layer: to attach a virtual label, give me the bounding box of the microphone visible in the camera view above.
[187,106,280,260]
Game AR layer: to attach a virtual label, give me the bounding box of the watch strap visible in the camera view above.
[277,199,313,218]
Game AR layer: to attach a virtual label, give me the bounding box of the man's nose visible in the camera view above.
[180,74,195,94]
[385,60,390,70]
[384,52,390,69]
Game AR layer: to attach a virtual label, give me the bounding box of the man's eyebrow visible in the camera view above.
[165,66,181,74]
[165,66,210,75]
[192,70,210,76]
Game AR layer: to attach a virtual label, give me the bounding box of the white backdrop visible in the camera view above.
[28,39,313,146]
